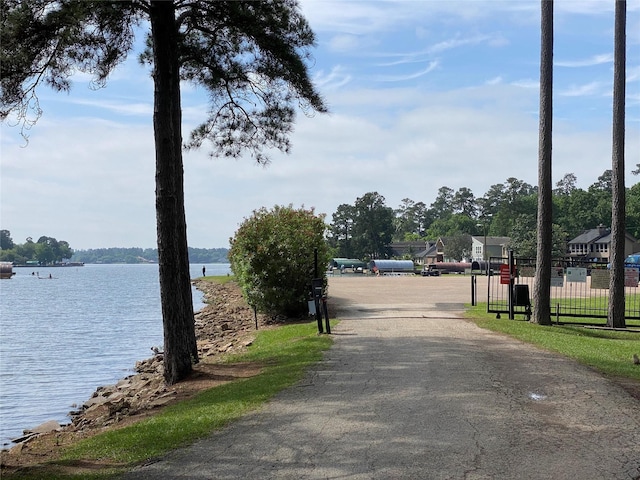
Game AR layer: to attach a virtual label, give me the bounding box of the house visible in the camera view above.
[567,225,639,263]
[471,236,511,262]
[389,241,438,266]
[435,236,473,262]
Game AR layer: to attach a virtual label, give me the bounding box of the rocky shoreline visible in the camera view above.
[3,279,269,457]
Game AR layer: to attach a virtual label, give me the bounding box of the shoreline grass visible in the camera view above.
[5,321,334,479]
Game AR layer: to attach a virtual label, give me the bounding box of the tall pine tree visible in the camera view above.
[1,0,327,384]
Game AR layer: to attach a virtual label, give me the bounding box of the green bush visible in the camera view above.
[229,205,330,318]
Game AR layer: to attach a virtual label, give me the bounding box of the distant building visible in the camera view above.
[470,236,511,262]
[389,241,437,266]
[567,225,639,263]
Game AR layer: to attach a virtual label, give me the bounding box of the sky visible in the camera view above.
[1,0,640,250]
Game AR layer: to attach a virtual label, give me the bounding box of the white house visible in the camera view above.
[471,236,511,262]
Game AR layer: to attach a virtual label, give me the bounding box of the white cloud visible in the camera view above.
[2,0,639,250]
[559,81,603,97]
[375,61,439,82]
[556,53,613,68]
[427,33,498,54]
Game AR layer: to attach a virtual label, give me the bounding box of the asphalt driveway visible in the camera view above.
[123,275,640,479]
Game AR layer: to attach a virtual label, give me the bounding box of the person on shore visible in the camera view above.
[202,266,206,277]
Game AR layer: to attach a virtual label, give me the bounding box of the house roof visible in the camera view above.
[414,243,438,259]
[389,241,435,257]
[569,227,610,244]
[594,231,638,244]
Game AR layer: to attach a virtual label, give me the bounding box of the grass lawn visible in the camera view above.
[466,303,640,382]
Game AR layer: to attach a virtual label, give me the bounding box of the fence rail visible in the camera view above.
[485,257,640,322]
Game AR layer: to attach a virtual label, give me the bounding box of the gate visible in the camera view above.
[485,255,640,323]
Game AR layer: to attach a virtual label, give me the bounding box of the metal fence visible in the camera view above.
[485,256,640,322]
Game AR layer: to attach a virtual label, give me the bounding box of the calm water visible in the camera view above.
[0,263,231,447]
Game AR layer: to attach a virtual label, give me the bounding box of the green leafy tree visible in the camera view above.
[0,234,72,263]
[553,173,577,196]
[479,179,536,236]
[429,186,455,220]
[394,199,430,241]
[57,240,73,261]
[394,198,417,241]
[15,237,36,262]
[509,215,538,258]
[229,205,329,318]
[589,170,613,194]
[35,241,55,265]
[328,204,355,258]
[554,187,602,238]
[352,192,394,259]
[443,233,471,261]
[36,236,74,264]
[0,230,14,250]
[509,214,566,259]
[626,183,640,239]
[1,0,326,384]
[583,170,614,229]
[452,187,476,218]
[426,214,477,239]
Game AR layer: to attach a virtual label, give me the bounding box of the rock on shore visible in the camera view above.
[8,279,268,450]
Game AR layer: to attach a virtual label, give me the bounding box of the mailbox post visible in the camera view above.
[322,295,331,334]
[311,248,330,334]
[312,277,324,334]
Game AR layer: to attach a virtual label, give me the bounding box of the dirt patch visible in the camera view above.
[0,279,272,475]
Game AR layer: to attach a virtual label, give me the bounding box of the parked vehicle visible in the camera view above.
[421,265,441,276]
[624,252,640,269]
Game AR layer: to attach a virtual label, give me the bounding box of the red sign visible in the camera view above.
[500,264,513,285]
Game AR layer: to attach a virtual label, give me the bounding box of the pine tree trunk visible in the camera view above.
[149,1,199,384]
[608,0,627,328]
[532,0,553,325]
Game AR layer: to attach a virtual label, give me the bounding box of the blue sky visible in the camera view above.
[1,0,639,250]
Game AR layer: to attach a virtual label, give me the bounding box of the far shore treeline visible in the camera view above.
[0,231,229,265]
[71,247,229,264]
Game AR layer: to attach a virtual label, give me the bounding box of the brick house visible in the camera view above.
[567,225,639,263]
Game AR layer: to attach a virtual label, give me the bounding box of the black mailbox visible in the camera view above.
[513,284,530,306]
[312,278,323,299]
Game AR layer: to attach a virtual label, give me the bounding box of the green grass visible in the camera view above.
[5,321,333,479]
[547,292,640,319]
[200,274,235,284]
[467,303,640,381]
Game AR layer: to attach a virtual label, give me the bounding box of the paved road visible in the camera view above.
[123,276,640,479]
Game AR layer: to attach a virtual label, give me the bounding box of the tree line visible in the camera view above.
[0,230,73,265]
[71,247,229,264]
[326,169,640,261]
[0,231,230,265]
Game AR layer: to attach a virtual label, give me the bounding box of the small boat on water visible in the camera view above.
[0,262,15,279]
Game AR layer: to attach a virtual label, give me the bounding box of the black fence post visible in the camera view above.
[322,297,331,334]
[471,275,477,306]
[508,249,515,320]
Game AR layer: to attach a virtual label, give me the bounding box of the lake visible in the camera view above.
[0,263,231,447]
